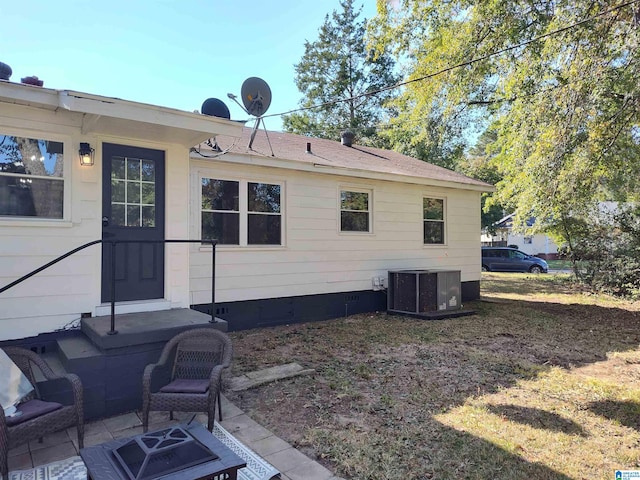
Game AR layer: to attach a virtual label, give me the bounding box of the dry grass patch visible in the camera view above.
[227,273,640,479]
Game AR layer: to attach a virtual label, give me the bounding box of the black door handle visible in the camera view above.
[102,216,109,227]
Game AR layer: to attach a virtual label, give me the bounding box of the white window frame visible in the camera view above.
[0,130,71,225]
[423,196,446,245]
[199,174,284,247]
[201,177,240,245]
[339,186,373,234]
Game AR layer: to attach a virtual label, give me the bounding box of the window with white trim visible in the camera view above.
[340,189,371,232]
[423,197,445,244]
[247,182,281,245]
[201,178,240,244]
[201,177,282,245]
[0,135,65,219]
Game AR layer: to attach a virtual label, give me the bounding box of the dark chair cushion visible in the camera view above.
[159,379,209,394]
[7,399,63,427]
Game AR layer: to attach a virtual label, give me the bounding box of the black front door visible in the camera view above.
[101,143,165,302]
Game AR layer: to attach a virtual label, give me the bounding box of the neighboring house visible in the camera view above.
[481,213,558,259]
[0,80,492,343]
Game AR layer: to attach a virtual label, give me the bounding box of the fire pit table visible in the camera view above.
[80,422,246,480]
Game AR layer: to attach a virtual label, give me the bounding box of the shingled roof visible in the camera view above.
[202,127,493,191]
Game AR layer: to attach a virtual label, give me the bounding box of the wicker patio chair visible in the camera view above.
[142,328,232,433]
[0,347,84,479]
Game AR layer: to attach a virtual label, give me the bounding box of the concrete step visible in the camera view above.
[38,351,68,380]
[57,334,105,373]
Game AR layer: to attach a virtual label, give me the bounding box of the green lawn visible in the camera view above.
[546,259,573,270]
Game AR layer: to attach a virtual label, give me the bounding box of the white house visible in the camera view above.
[0,80,492,342]
[481,214,559,259]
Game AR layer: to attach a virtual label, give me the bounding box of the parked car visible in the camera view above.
[481,247,548,273]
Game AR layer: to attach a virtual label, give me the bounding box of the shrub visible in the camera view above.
[557,206,640,298]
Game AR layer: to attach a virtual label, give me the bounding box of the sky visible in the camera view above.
[2,0,378,133]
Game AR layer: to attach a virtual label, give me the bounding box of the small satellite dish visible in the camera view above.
[241,77,272,117]
[201,98,231,119]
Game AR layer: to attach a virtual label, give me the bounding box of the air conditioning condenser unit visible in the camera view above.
[387,269,462,317]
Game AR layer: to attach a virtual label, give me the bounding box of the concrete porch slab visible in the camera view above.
[81,308,227,350]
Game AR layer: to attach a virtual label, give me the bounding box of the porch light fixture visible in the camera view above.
[79,142,95,166]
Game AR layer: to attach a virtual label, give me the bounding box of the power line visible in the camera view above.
[263,0,640,121]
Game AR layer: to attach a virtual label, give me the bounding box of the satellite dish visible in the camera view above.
[241,77,272,117]
[201,98,231,119]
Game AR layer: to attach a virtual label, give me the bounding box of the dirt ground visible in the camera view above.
[226,274,640,480]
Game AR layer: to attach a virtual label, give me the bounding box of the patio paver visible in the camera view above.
[30,441,76,467]
[286,460,335,480]
[10,394,339,480]
[7,452,32,472]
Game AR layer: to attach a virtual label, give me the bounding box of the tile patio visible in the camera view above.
[7,395,344,480]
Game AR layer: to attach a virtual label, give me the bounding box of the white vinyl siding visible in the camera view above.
[190,160,482,305]
[0,111,97,340]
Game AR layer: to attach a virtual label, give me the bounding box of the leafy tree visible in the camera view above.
[371,0,640,228]
[551,205,640,297]
[282,0,399,145]
[458,128,505,234]
[379,108,466,168]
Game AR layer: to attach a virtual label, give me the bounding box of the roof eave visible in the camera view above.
[0,82,245,147]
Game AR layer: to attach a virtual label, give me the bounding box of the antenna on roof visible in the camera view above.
[228,77,275,156]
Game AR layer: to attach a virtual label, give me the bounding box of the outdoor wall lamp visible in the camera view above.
[79,142,95,166]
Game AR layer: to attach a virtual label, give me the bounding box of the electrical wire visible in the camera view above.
[191,136,241,158]
[276,79,577,137]
[262,0,640,121]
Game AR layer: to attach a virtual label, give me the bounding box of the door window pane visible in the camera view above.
[127,158,140,180]
[141,160,155,181]
[112,180,125,203]
[127,182,140,203]
[111,157,125,179]
[141,183,155,205]
[112,157,156,227]
[127,205,141,227]
[112,204,125,226]
[142,206,155,227]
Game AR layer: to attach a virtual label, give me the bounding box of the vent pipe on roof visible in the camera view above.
[306,142,312,154]
[341,130,355,147]
[21,75,44,87]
